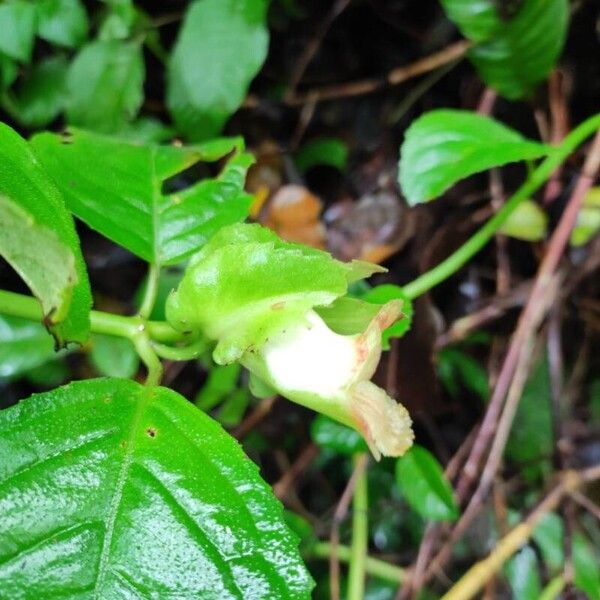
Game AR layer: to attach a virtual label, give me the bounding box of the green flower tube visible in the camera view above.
[166,224,414,459]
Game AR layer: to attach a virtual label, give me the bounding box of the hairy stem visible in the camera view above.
[403,112,600,300]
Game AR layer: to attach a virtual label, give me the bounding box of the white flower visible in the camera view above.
[242,301,413,459]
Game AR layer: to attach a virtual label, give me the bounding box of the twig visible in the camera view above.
[569,490,600,522]
[441,466,600,600]
[436,281,532,348]
[273,443,319,499]
[426,129,600,586]
[232,396,278,439]
[455,130,600,504]
[284,0,352,101]
[544,70,571,203]
[330,453,369,600]
[284,40,472,106]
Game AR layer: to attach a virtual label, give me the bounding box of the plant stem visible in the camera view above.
[403,112,600,300]
[132,330,163,386]
[308,542,405,584]
[137,263,160,320]
[348,452,369,600]
[0,289,185,342]
[152,337,208,360]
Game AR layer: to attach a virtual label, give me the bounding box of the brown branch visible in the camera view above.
[284,0,352,101]
[232,395,278,439]
[284,40,472,106]
[441,465,600,600]
[424,129,600,586]
[273,443,320,499]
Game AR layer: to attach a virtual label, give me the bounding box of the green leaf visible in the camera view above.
[573,533,600,600]
[467,0,569,100]
[315,296,382,336]
[395,445,458,522]
[295,138,349,172]
[66,39,145,133]
[90,334,139,379]
[505,546,541,600]
[3,55,68,128]
[31,129,253,266]
[310,414,368,455]
[399,110,550,204]
[167,0,269,141]
[571,187,600,247]
[0,315,58,379]
[439,0,501,43]
[36,0,88,48]
[166,223,383,363]
[0,1,36,62]
[0,54,18,90]
[532,512,564,571]
[195,363,242,411]
[0,124,91,346]
[0,378,313,598]
[499,198,547,241]
[437,348,489,401]
[505,354,552,479]
[98,0,136,41]
[24,358,69,388]
[363,284,414,348]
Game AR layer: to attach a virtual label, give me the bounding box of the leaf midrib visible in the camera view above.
[93,387,149,597]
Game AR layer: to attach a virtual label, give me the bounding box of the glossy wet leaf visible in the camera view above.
[167,0,269,140]
[0,1,36,62]
[66,39,144,133]
[4,55,68,128]
[467,0,568,100]
[398,110,550,204]
[31,129,253,266]
[505,546,541,600]
[90,334,139,379]
[0,123,91,346]
[310,414,368,455]
[395,445,458,522]
[36,0,88,48]
[0,315,58,379]
[0,378,313,598]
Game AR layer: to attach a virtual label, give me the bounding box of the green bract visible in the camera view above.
[167,223,414,458]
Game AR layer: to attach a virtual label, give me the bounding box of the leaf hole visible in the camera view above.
[146,427,157,438]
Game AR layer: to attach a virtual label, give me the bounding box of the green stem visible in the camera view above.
[0,289,185,342]
[308,542,405,584]
[137,263,160,320]
[348,453,369,600]
[152,337,208,361]
[132,330,163,386]
[403,112,600,300]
